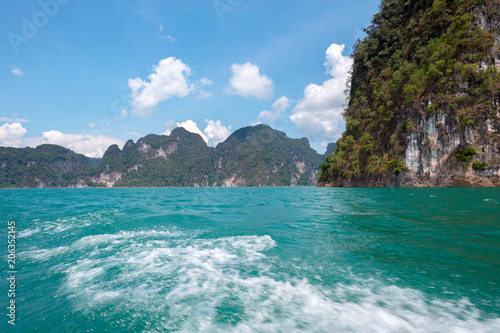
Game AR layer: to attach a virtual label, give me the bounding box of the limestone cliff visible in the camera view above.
[319,0,499,187]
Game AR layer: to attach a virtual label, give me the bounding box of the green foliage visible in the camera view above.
[1,125,326,188]
[116,129,219,187]
[214,125,323,186]
[386,159,407,174]
[461,116,475,126]
[111,125,324,187]
[0,145,93,188]
[361,133,374,153]
[86,157,101,168]
[402,120,416,132]
[455,145,477,163]
[319,0,499,182]
[472,161,487,170]
[428,104,438,115]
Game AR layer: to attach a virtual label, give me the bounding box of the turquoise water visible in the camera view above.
[1,188,500,332]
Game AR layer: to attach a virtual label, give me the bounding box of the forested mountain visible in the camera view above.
[0,144,94,188]
[214,125,323,186]
[319,0,500,187]
[0,125,327,188]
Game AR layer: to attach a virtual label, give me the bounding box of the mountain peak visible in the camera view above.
[0,125,328,188]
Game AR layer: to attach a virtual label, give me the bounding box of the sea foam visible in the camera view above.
[47,229,500,332]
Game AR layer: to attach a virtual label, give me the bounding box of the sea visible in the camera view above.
[1,187,499,332]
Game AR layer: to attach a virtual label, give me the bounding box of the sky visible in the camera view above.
[1,0,380,157]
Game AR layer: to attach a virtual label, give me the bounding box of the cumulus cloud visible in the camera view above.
[11,66,24,76]
[128,57,193,117]
[0,122,27,147]
[165,119,232,146]
[175,120,209,142]
[225,62,273,99]
[41,131,124,158]
[258,96,290,121]
[203,119,231,146]
[290,43,353,141]
[0,123,123,157]
[324,43,353,77]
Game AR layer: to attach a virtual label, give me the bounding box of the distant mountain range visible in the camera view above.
[0,125,332,188]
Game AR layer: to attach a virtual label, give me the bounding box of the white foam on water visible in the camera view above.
[22,210,124,237]
[20,246,70,261]
[66,263,105,296]
[17,227,41,238]
[93,291,121,302]
[73,229,185,248]
[56,230,500,332]
[50,223,73,233]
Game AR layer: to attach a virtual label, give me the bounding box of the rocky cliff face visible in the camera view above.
[321,109,500,187]
[401,108,499,186]
[319,0,499,187]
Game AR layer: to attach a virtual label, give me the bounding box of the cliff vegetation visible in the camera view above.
[319,0,500,186]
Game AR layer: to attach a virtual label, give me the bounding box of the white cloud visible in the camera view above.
[176,120,209,143]
[290,43,353,141]
[258,96,290,121]
[196,78,214,99]
[324,43,353,77]
[197,90,213,99]
[203,119,231,146]
[0,122,27,147]
[167,119,232,147]
[0,116,28,123]
[88,123,97,128]
[251,121,262,126]
[200,78,213,86]
[225,62,273,99]
[157,24,175,43]
[0,125,122,157]
[11,66,24,76]
[41,131,124,158]
[128,57,193,117]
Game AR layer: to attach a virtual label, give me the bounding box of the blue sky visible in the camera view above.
[1,0,380,157]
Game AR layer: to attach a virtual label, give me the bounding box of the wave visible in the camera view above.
[17,210,124,239]
[20,246,70,261]
[24,228,500,332]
